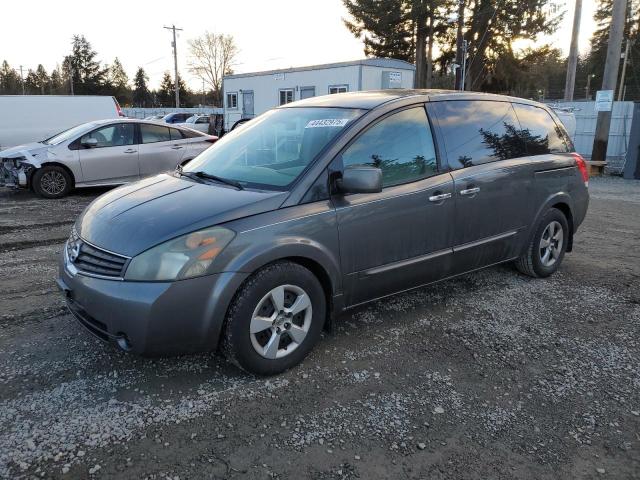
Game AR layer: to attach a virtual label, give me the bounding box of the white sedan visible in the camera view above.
[0,119,218,198]
[176,114,212,133]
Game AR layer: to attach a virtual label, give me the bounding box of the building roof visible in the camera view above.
[224,58,416,80]
[281,89,545,110]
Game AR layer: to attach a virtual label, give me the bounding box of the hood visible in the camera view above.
[0,142,50,162]
[77,174,288,256]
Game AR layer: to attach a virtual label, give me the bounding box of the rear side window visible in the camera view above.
[180,128,204,139]
[430,100,526,169]
[342,107,438,187]
[141,124,172,143]
[169,128,183,141]
[512,103,569,154]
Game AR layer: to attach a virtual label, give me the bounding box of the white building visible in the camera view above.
[222,58,415,130]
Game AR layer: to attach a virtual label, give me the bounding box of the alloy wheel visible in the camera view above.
[539,220,564,267]
[40,171,67,196]
[249,284,312,359]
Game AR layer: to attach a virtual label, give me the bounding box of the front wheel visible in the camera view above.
[32,166,72,199]
[515,208,569,278]
[223,262,326,375]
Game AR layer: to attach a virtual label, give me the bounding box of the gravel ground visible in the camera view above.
[0,177,639,479]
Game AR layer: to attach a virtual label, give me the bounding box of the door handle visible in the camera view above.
[428,192,452,202]
[123,149,137,154]
[171,145,183,150]
[460,187,480,196]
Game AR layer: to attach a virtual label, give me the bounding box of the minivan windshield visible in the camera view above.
[183,107,365,190]
[42,123,96,145]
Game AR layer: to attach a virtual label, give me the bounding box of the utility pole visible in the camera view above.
[564,0,582,101]
[164,24,183,108]
[591,0,626,163]
[585,73,594,99]
[19,65,25,95]
[454,0,465,90]
[617,38,632,101]
[460,40,468,91]
[69,66,74,95]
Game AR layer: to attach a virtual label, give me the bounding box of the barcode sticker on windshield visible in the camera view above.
[305,119,350,129]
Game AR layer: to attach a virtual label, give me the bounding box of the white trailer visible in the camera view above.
[222,58,415,131]
[0,95,123,149]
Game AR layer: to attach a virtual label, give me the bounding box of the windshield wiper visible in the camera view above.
[177,167,243,190]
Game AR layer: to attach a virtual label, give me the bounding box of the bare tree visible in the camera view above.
[188,32,239,106]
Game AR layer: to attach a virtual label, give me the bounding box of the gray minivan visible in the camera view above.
[57,90,589,375]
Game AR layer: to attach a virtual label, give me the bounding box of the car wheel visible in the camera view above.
[223,261,326,375]
[32,166,72,199]
[515,208,569,278]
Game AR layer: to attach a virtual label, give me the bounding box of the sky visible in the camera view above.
[0,0,597,90]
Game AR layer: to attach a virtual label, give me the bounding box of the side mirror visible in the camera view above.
[337,165,383,194]
[82,138,98,148]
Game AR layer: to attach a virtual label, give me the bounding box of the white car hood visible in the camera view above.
[0,142,53,166]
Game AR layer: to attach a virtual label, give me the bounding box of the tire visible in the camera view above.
[223,261,326,375]
[515,208,569,278]
[32,166,72,199]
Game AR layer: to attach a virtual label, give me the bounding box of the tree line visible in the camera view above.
[344,0,640,101]
[0,34,237,107]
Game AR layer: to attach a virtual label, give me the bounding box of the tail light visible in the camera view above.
[572,153,589,187]
[205,137,218,144]
[113,97,125,117]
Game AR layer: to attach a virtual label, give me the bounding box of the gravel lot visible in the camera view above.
[1,177,639,479]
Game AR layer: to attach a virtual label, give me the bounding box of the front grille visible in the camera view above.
[67,228,129,278]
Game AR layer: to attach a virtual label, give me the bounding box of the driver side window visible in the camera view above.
[342,107,437,187]
[80,123,135,148]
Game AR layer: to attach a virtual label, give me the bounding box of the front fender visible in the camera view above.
[222,236,343,296]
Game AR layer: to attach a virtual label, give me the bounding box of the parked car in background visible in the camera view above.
[177,114,212,133]
[57,90,589,375]
[0,119,217,198]
[0,95,123,150]
[144,114,165,121]
[162,113,193,124]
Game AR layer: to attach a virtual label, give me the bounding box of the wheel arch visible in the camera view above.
[529,193,575,254]
[550,201,574,252]
[38,162,76,189]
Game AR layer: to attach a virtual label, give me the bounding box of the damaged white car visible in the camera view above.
[0,119,217,198]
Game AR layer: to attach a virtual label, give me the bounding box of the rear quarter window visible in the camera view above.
[512,103,570,155]
[429,100,526,169]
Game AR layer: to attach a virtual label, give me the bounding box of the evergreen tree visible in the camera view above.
[132,67,150,107]
[49,66,65,94]
[344,0,561,91]
[24,69,40,94]
[157,71,174,107]
[35,64,49,94]
[106,57,131,104]
[62,34,107,95]
[0,60,22,94]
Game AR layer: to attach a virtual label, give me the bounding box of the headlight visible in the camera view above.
[124,227,235,281]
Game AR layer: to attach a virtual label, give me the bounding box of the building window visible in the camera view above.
[329,85,349,94]
[279,88,294,105]
[226,92,238,109]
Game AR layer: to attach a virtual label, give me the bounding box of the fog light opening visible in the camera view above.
[115,334,132,352]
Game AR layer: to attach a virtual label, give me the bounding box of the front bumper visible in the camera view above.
[57,250,249,356]
[0,159,31,188]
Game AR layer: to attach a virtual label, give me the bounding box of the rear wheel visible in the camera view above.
[515,208,569,278]
[32,166,72,199]
[223,262,325,375]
